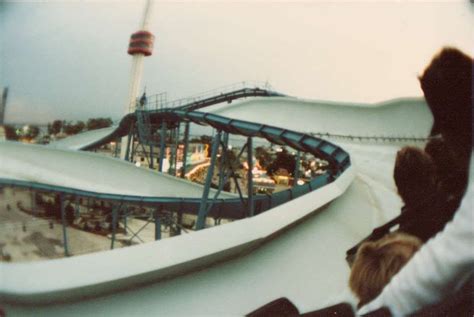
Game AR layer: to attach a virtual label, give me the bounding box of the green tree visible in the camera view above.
[267,148,296,176]
[49,120,63,135]
[86,117,113,131]
[200,135,213,144]
[4,125,18,140]
[63,121,85,135]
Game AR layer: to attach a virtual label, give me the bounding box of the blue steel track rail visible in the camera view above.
[81,87,285,150]
[0,88,351,221]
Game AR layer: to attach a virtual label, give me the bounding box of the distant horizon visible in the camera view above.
[2,92,428,126]
[2,1,473,124]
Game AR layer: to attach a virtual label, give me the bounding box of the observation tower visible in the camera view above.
[120,0,155,159]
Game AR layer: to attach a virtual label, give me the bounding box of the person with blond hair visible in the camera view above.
[349,233,422,308]
[359,47,473,316]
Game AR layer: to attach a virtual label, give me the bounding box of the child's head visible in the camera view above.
[394,146,437,207]
[349,232,422,307]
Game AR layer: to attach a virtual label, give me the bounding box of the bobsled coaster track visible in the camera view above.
[0,85,355,306]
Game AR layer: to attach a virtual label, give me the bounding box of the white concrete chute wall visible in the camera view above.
[1,153,400,316]
[47,96,431,152]
[0,141,236,198]
[47,126,118,151]
[0,166,354,306]
[207,96,432,138]
[0,96,432,315]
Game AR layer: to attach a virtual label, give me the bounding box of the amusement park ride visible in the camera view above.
[0,1,449,316]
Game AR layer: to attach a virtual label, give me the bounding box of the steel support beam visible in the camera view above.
[74,196,80,218]
[294,150,301,185]
[111,205,118,249]
[114,138,120,158]
[159,120,167,172]
[196,131,221,230]
[247,137,254,217]
[125,123,134,162]
[123,212,128,235]
[174,123,180,176]
[218,132,230,189]
[154,208,161,240]
[169,128,175,175]
[130,135,137,163]
[176,210,183,235]
[149,144,154,169]
[181,122,190,178]
[60,194,69,257]
[204,132,232,216]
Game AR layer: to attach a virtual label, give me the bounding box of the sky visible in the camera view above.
[1,0,473,124]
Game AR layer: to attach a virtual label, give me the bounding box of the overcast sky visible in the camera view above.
[1,1,473,124]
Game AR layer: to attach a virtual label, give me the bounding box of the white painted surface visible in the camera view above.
[0,167,353,304]
[207,96,432,138]
[47,96,431,151]
[1,96,432,315]
[48,126,117,151]
[0,141,235,198]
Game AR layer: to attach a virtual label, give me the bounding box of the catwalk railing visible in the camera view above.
[143,81,276,111]
[81,86,286,150]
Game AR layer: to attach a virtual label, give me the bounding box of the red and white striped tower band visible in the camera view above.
[127,31,155,56]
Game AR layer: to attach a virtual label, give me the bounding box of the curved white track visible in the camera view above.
[1,96,432,316]
[48,126,118,151]
[0,141,235,198]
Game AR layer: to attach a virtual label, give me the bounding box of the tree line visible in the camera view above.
[3,117,113,141]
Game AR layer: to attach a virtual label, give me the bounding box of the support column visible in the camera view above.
[218,132,230,189]
[60,194,69,257]
[125,123,134,162]
[74,196,80,218]
[196,131,221,230]
[169,127,176,175]
[176,210,183,235]
[130,135,136,163]
[123,211,128,235]
[111,205,118,249]
[174,123,181,176]
[154,208,161,240]
[114,138,120,158]
[294,150,301,185]
[159,120,167,172]
[181,122,190,178]
[247,137,254,217]
[149,144,154,169]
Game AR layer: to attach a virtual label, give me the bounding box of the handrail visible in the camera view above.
[81,86,286,150]
[145,81,276,111]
